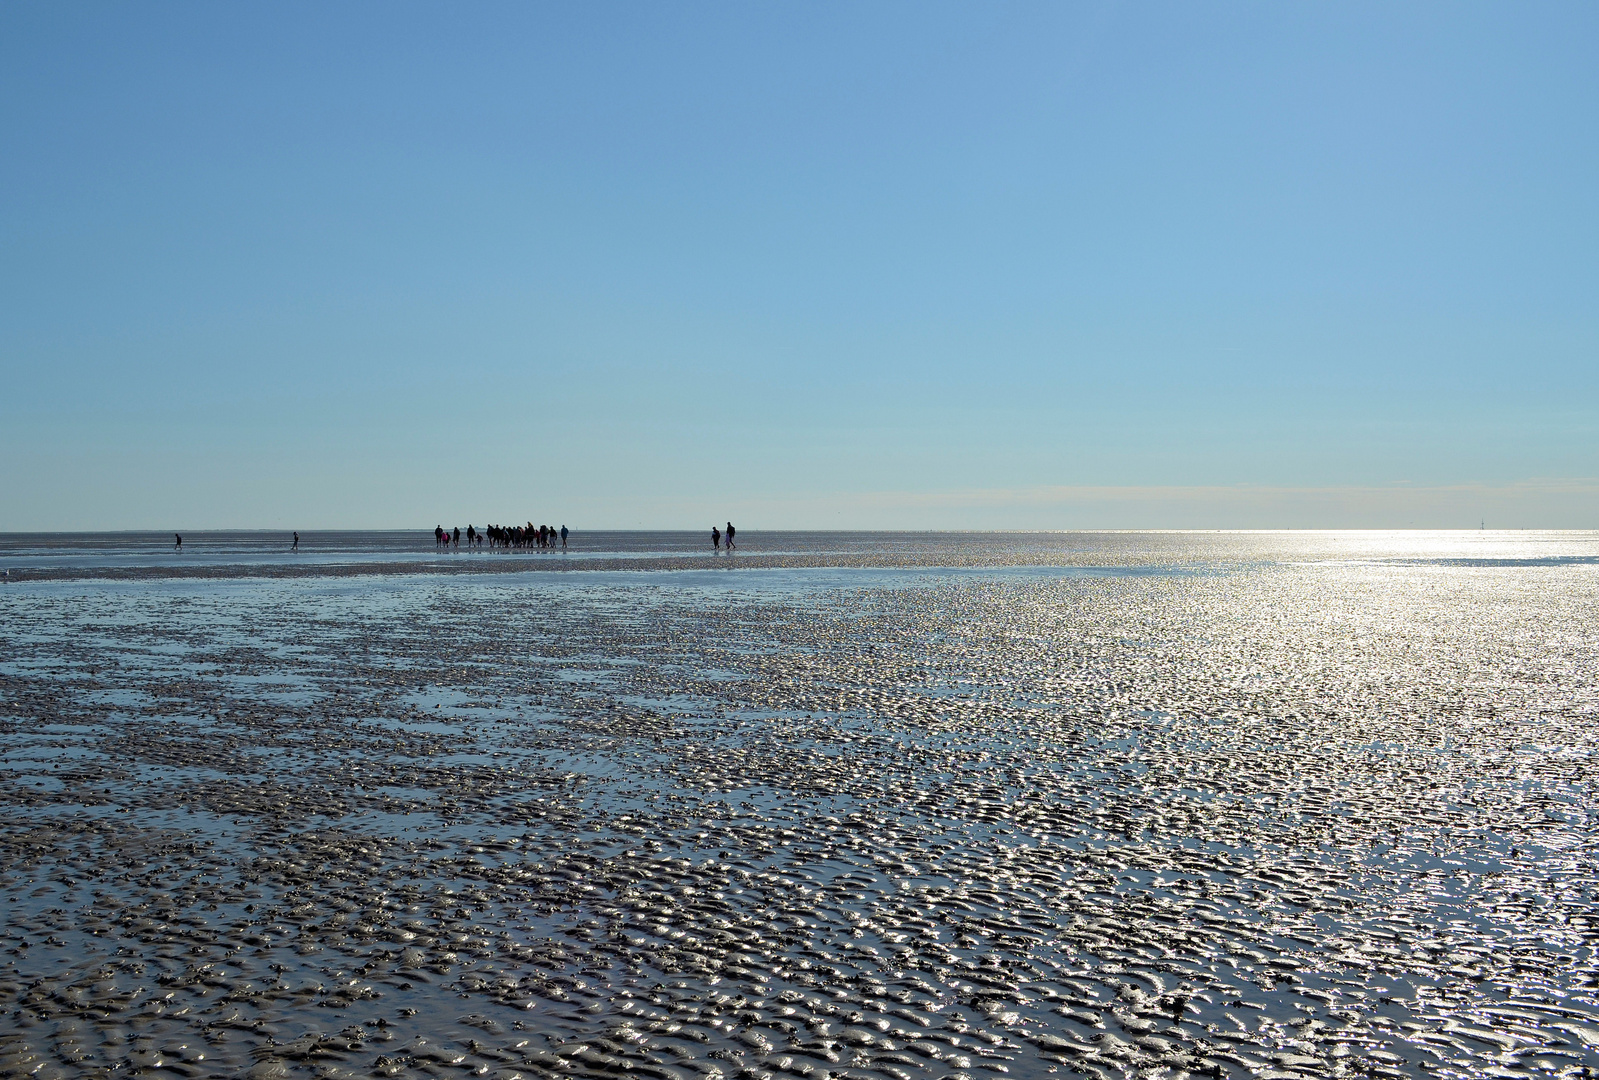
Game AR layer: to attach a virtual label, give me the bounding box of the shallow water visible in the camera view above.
[0,532,1596,1080]
[4,528,1597,580]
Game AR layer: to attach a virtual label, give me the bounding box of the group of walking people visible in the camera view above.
[435,524,566,551]
[711,521,736,550]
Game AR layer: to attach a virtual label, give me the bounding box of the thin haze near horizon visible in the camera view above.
[2,3,1595,531]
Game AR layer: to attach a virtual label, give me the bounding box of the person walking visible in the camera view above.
[712,526,721,550]
[174,533,182,549]
[560,525,568,549]
[292,531,299,551]
[725,522,736,549]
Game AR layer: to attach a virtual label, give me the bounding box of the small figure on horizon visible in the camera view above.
[467,525,476,549]
[560,525,568,549]
[174,534,182,549]
[292,531,299,551]
[452,526,460,549]
[726,522,736,549]
[712,526,721,550]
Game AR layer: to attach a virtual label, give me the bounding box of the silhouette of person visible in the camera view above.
[712,526,721,550]
[292,531,299,551]
[174,534,182,549]
[560,525,568,549]
[726,522,736,549]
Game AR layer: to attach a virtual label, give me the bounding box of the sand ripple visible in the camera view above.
[0,562,1596,1078]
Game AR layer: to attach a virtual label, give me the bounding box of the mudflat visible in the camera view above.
[1,532,1595,1079]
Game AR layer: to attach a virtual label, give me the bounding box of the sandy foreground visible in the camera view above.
[0,553,1596,1079]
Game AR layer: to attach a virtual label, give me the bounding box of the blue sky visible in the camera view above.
[2,2,1595,529]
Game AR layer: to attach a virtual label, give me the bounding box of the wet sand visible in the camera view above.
[1,536,1596,1079]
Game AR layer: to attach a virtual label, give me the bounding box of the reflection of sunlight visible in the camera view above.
[1,528,1596,579]
[1269,529,1599,565]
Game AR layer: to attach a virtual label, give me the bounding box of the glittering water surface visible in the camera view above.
[0,533,1596,1080]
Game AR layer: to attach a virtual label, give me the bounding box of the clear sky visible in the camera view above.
[3,2,1596,530]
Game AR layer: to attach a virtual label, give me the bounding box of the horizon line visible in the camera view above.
[2,526,1595,536]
